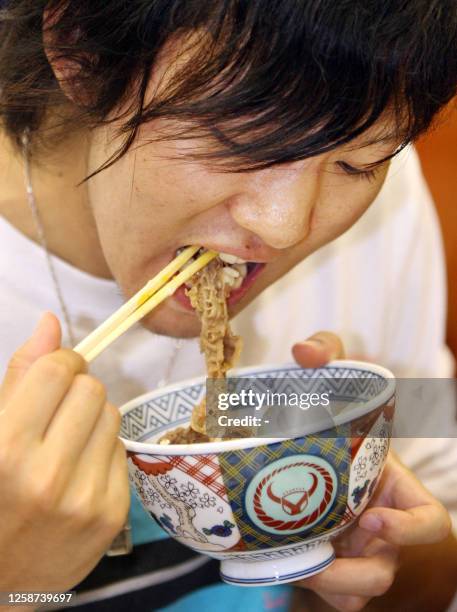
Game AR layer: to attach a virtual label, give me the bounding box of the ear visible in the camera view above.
[42,5,88,105]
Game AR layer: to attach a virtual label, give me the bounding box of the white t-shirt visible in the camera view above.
[1,147,456,537]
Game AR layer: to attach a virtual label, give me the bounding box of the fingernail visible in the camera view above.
[299,338,325,349]
[360,513,383,532]
[298,338,340,361]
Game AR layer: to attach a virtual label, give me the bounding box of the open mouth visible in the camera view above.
[173,247,266,310]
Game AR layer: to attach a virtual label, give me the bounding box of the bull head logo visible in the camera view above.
[266,472,318,516]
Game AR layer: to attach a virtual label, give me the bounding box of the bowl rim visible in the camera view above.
[119,359,395,456]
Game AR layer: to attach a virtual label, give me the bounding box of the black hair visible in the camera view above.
[0,0,456,175]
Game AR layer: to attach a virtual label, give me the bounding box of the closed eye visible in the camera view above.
[337,161,381,182]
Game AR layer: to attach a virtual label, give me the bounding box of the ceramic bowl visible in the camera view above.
[119,361,395,586]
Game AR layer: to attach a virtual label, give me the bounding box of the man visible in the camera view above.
[0,1,456,610]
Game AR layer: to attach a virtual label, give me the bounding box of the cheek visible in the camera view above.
[87,143,189,254]
[131,161,203,221]
[311,169,388,242]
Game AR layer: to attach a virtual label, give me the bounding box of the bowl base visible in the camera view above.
[220,542,335,587]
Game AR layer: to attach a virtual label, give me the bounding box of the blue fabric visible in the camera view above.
[129,489,169,546]
[160,583,292,612]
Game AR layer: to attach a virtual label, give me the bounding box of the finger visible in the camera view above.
[43,376,109,478]
[0,312,61,405]
[292,331,345,368]
[4,349,87,437]
[333,523,375,558]
[105,441,130,519]
[358,503,452,546]
[299,544,396,597]
[72,402,122,493]
[370,453,439,509]
[60,439,128,551]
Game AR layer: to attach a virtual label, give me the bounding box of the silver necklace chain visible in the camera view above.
[22,130,77,347]
[21,129,182,388]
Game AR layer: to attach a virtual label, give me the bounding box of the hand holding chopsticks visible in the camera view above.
[74,247,218,362]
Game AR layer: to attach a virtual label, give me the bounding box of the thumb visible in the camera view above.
[1,312,62,404]
[292,331,345,368]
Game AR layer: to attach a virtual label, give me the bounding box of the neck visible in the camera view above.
[0,129,112,279]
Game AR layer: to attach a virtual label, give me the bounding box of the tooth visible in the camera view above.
[233,263,247,277]
[222,270,236,286]
[223,266,240,278]
[231,276,243,289]
[219,252,247,264]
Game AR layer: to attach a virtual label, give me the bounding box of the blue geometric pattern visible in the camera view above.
[121,364,389,442]
[225,369,387,404]
[121,383,205,441]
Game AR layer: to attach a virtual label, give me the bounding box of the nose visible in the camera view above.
[228,162,317,250]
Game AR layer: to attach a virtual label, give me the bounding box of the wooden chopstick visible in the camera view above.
[74,246,199,357]
[74,248,218,362]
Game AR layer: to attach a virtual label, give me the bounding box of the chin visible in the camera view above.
[139,302,202,338]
